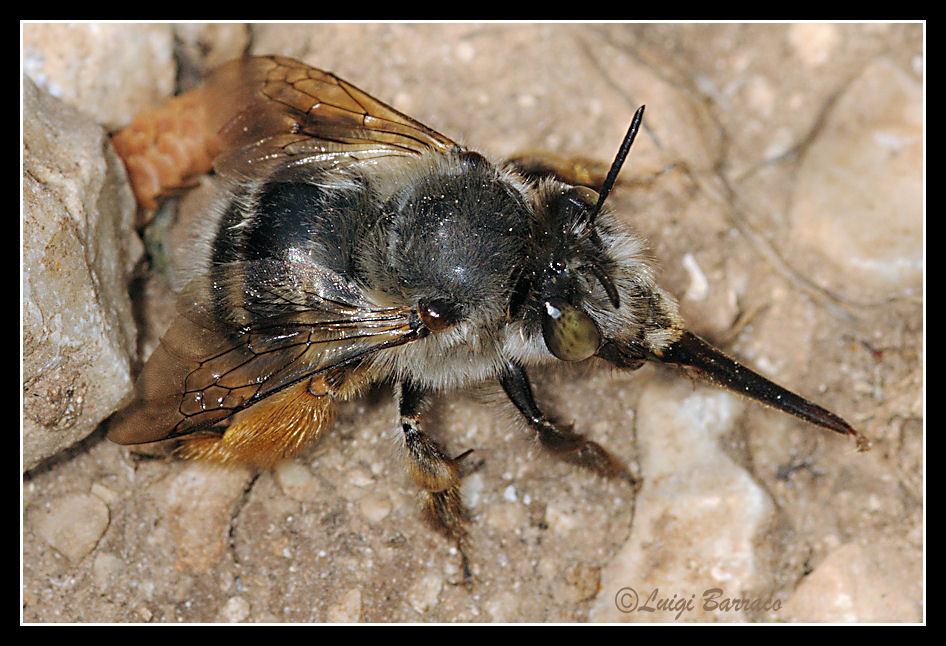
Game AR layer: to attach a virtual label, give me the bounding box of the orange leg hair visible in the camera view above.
[176,376,335,469]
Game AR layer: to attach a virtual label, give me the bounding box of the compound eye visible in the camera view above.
[541,298,601,361]
[551,186,599,220]
[458,150,489,170]
[418,299,461,333]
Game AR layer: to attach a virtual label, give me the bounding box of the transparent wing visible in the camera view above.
[108,257,424,445]
[198,55,461,180]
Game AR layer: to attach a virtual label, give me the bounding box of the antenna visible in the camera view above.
[588,105,646,226]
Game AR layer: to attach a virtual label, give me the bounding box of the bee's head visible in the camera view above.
[515,106,866,448]
[519,176,684,369]
[510,106,685,368]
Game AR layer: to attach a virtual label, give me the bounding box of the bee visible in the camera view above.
[109,55,869,577]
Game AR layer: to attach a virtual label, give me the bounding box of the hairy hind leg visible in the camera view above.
[177,376,335,469]
[398,380,475,579]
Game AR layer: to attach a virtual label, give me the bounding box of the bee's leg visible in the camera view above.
[499,361,638,487]
[398,380,473,579]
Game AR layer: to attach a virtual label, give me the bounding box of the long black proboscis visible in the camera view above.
[654,330,870,451]
[588,105,646,226]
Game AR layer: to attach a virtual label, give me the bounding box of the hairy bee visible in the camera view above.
[109,56,868,577]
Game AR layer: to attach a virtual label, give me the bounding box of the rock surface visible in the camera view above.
[22,23,923,623]
[22,76,141,471]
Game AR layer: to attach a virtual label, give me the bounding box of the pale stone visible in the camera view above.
[172,23,250,72]
[783,542,922,622]
[31,492,110,562]
[326,588,363,622]
[791,59,922,291]
[162,462,254,573]
[348,465,374,488]
[459,471,485,509]
[788,24,840,67]
[591,379,775,622]
[407,574,444,615]
[23,22,176,130]
[274,461,321,502]
[22,77,141,470]
[220,596,250,622]
[358,492,392,523]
